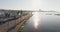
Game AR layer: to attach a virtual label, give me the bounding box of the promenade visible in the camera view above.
[0,12,32,32]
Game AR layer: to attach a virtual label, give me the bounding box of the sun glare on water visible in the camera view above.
[32,12,40,29]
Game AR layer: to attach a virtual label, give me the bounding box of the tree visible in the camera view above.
[5,13,10,17]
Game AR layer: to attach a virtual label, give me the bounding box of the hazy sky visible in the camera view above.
[0,0,60,11]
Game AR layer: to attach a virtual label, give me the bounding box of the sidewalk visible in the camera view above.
[8,13,32,32]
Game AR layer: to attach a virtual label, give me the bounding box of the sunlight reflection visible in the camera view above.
[32,12,40,29]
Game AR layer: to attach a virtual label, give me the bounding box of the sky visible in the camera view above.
[0,0,60,11]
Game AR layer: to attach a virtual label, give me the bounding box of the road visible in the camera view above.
[23,12,60,32]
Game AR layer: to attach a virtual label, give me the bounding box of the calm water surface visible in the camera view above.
[23,12,60,32]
